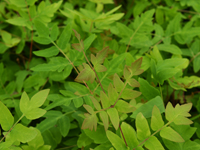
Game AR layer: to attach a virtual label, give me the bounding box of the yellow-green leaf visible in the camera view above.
[151,105,164,131]
[0,101,14,131]
[107,108,119,130]
[75,63,96,83]
[145,136,165,150]
[160,126,184,142]
[100,111,109,131]
[106,130,127,150]
[136,112,151,141]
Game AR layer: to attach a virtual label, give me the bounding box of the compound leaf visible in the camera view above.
[165,102,193,125]
[82,113,98,131]
[75,63,96,83]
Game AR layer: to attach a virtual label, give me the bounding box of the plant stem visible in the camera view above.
[51,41,93,95]
[159,83,163,100]
[133,121,171,150]
[0,114,24,143]
[113,80,128,107]
[177,9,200,15]
[80,44,106,93]
[25,0,33,70]
[191,114,200,121]
[119,124,128,147]
[89,21,93,32]
[125,21,143,52]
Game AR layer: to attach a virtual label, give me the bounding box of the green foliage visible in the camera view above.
[1,0,200,149]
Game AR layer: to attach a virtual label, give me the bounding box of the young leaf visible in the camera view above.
[75,63,96,83]
[123,65,131,79]
[107,108,119,130]
[95,64,107,72]
[115,100,136,113]
[72,43,82,52]
[100,111,109,131]
[108,83,118,105]
[165,102,193,125]
[160,126,184,142]
[100,91,111,108]
[136,112,151,141]
[106,130,127,150]
[151,105,164,131]
[0,101,14,131]
[90,96,101,111]
[82,113,98,131]
[145,136,165,150]
[83,104,95,114]
[127,78,140,88]
[72,29,81,41]
[121,88,141,100]
[128,57,144,76]
[91,46,108,66]
[121,122,139,149]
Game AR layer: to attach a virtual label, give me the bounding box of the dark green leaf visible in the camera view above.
[131,96,165,118]
[33,46,59,57]
[139,78,161,100]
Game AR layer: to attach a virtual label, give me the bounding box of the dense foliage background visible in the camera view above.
[1,0,200,149]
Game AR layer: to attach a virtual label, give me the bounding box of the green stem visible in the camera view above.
[51,40,93,95]
[89,21,93,32]
[191,114,200,121]
[125,21,143,52]
[133,121,171,150]
[159,83,163,100]
[80,42,105,93]
[0,114,25,143]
